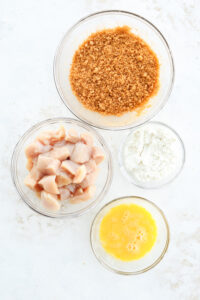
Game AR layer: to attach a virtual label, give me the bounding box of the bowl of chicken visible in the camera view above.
[11,118,112,218]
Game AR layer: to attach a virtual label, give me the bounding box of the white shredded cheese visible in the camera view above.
[123,123,183,185]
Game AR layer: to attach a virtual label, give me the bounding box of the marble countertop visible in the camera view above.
[1,0,200,299]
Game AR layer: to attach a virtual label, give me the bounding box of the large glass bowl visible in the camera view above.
[11,118,112,218]
[54,10,174,130]
[90,196,169,275]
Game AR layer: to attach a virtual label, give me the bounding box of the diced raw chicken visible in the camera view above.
[67,184,77,194]
[74,187,84,196]
[38,175,59,194]
[53,140,66,147]
[92,147,105,164]
[65,143,74,156]
[50,126,65,145]
[30,165,42,181]
[37,126,65,145]
[73,165,87,184]
[59,188,70,201]
[25,141,51,158]
[61,160,80,175]
[48,146,70,161]
[24,126,103,212]
[65,128,80,143]
[37,155,60,175]
[39,144,52,154]
[81,132,94,147]
[84,159,97,174]
[80,168,99,189]
[34,183,43,194]
[24,174,37,189]
[69,185,96,204]
[70,142,91,164]
[56,171,72,187]
[32,157,38,164]
[37,131,52,145]
[41,191,61,211]
[26,158,33,171]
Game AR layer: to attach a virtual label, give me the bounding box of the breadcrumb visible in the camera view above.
[69,26,159,116]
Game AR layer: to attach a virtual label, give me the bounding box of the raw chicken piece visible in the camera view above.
[56,171,72,187]
[48,146,70,161]
[81,132,94,147]
[53,140,66,147]
[59,188,70,201]
[41,191,61,211]
[67,184,77,194]
[39,175,59,194]
[37,155,60,175]
[37,131,52,145]
[92,147,105,164]
[65,128,80,143]
[70,142,91,164]
[80,169,99,189]
[24,174,36,189]
[84,159,97,174]
[26,158,33,171]
[50,126,65,145]
[65,143,75,156]
[73,165,87,184]
[34,184,43,194]
[74,187,84,196]
[61,160,80,175]
[37,126,65,145]
[69,185,96,204]
[25,141,51,158]
[32,157,38,164]
[30,165,42,181]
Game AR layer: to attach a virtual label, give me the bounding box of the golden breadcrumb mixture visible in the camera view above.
[69,26,159,116]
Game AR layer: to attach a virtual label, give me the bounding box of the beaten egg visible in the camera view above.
[99,204,157,261]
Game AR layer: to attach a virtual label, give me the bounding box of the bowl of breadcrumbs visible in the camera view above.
[54,10,174,130]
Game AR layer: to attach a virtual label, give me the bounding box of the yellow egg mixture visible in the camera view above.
[99,204,157,261]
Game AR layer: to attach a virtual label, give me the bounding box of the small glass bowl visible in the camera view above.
[11,118,112,218]
[54,10,174,130]
[119,121,185,189]
[90,196,169,275]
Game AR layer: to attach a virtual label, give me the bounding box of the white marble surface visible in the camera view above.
[1,0,200,299]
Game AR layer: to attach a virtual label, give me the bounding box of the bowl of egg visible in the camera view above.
[54,10,174,130]
[91,196,169,274]
[11,118,112,217]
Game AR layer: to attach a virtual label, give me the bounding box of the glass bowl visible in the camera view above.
[11,118,112,218]
[90,196,169,275]
[119,121,185,189]
[54,10,174,130]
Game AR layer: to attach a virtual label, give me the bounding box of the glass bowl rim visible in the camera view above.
[11,117,113,218]
[53,9,175,131]
[90,195,170,275]
[118,121,185,189]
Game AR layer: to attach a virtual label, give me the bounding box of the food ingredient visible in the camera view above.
[123,123,183,185]
[99,203,157,261]
[24,126,104,211]
[70,26,159,116]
